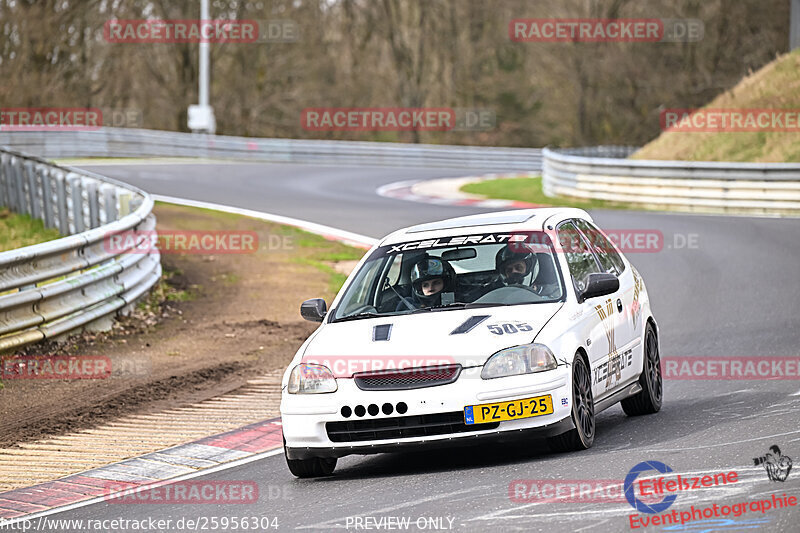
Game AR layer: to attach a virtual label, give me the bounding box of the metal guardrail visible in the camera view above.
[0,128,543,171]
[0,147,161,353]
[543,146,800,215]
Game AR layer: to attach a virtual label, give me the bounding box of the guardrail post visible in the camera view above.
[102,184,118,223]
[25,160,41,221]
[0,153,8,208]
[40,165,55,229]
[67,173,84,234]
[8,155,17,209]
[118,191,132,216]
[87,180,100,228]
[15,157,30,215]
[53,170,69,234]
[129,195,143,213]
[8,155,22,212]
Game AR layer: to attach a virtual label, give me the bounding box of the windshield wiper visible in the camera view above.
[416,302,503,312]
[333,312,383,323]
[446,302,503,309]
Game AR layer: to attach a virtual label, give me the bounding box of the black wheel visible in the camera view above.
[284,441,337,478]
[548,353,595,452]
[621,322,663,416]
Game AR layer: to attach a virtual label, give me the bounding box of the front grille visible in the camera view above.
[326,411,499,442]
[354,364,461,391]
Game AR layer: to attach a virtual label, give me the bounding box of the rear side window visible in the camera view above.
[557,221,601,294]
[574,219,625,275]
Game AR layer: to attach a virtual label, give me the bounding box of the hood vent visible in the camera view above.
[450,315,491,335]
[372,324,393,341]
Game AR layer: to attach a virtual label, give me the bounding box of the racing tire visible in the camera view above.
[548,354,595,452]
[284,440,337,478]
[621,322,662,416]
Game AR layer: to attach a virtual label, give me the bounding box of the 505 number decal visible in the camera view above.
[487,322,532,335]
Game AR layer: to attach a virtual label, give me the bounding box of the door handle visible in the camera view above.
[616,299,623,312]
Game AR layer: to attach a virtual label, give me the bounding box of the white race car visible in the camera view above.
[281,208,662,477]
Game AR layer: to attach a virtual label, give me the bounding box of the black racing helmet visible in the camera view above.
[410,257,455,306]
[495,243,537,285]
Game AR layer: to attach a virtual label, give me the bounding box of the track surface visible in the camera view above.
[44,161,800,531]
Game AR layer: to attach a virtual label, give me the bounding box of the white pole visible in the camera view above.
[188,0,215,133]
[199,0,209,108]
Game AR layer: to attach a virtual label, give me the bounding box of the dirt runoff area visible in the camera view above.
[0,203,365,448]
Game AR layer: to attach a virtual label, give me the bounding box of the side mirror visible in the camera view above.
[300,298,327,322]
[579,273,619,303]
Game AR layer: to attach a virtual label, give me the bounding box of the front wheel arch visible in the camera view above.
[575,346,590,374]
[548,350,595,452]
[646,316,658,339]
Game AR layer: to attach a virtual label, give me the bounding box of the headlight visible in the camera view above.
[481,344,557,379]
[287,363,338,394]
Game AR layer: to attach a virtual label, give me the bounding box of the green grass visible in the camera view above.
[158,266,198,302]
[462,176,637,211]
[153,201,248,223]
[165,289,195,302]
[284,226,366,295]
[0,209,62,253]
[293,258,351,295]
[154,201,366,298]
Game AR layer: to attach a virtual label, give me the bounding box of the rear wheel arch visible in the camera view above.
[621,320,662,416]
[637,315,658,374]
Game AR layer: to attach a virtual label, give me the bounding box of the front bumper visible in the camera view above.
[285,416,574,459]
[281,366,573,459]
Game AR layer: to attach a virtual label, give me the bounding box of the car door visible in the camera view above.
[573,219,640,394]
[556,220,612,399]
[557,219,628,400]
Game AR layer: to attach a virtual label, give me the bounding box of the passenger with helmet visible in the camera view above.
[397,256,456,310]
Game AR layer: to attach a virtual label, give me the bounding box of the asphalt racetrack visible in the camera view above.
[48,160,800,532]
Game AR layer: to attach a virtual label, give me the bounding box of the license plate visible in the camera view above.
[464,395,554,425]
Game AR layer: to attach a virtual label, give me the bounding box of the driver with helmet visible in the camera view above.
[495,243,538,286]
[470,242,544,299]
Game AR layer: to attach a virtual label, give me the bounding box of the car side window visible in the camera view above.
[574,219,625,275]
[557,221,602,295]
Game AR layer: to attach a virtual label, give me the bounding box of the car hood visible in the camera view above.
[301,303,563,376]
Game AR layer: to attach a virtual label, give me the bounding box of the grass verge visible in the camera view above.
[633,50,800,162]
[462,176,639,211]
[0,209,61,253]
[288,229,366,296]
[152,201,366,299]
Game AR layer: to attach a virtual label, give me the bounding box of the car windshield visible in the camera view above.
[332,231,565,321]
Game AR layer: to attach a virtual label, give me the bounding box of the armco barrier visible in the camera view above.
[543,146,800,215]
[0,128,543,171]
[5,130,796,215]
[0,147,161,353]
